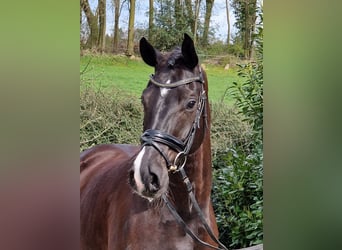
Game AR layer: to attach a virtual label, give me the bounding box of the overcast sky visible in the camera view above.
[101,0,236,41]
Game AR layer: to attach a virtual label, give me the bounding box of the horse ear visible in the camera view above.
[181,33,198,69]
[140,37,158,67]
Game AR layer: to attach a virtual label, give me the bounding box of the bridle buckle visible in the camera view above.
[169,151,187,173]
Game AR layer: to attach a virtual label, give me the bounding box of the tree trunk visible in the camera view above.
[174,0,182,32]
[98,0,106,52]
[193,0,201,44]
[185,0,195,33]
[80,1,82,28]
[226,0,230,45]
[243,0,257,59]
[244,0,249,58]
[80,1,82,49]
[148,0,154,41]
[231,0,257,59]
[113,0,120,53]
[248,0,257,59]
[202,0,214,47]
[81,0,99,49]
[126,0,135,56]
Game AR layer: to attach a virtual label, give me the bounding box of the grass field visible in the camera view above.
[80,55,242,104]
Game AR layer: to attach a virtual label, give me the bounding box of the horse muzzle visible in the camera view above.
[129,146,169,200]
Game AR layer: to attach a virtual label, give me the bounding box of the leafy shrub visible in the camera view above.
[227,43,245,58]
[211,12,263,249]
[206,41,229,56]
[212,147,263,248]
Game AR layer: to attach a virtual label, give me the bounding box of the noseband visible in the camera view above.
[140,69,206,173]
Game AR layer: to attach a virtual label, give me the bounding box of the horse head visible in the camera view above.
[129,34,208,201]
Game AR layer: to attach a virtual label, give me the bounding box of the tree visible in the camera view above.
[80,0,108,51]
[81,0,99,49]
[193,0,201,44]
[153,0,192,50]
[226,0,231,45]
[174,0,181,31]
[202,0,214,47]
[231,0,257,59]
[126,0,136,56]
[148,0,154,41]
[80,1,83,48]
[112,0,128,53]
[113,0,120,52]
[98,0,106,52]
[184,0,194,33]
[183,0,201,42]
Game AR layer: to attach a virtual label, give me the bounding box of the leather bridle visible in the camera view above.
[141,71,206,172]
[140,69,228,250]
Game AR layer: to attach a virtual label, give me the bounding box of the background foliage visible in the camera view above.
[80,86,143,151]
[80,86,251,155]
[150,0,192,50]
[211,11,263,248]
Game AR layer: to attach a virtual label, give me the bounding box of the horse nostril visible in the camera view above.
[149,172,160,193]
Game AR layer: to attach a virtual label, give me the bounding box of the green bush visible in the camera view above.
[205,41,228,56]
[212,147,263,248]
[211,12,263,249]
[227,43,245,58]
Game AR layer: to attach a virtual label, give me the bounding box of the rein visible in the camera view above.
[162,168,228,250]
[140,70,228,250]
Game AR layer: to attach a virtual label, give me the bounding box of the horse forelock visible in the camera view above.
[156,47,185,69]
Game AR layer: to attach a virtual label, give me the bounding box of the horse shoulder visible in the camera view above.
[80,144,139,249]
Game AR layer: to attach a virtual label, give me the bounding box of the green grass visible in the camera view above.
[204,64,241,104]
[80,55,241,104]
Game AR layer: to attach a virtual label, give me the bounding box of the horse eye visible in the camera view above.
[186,100,196,109]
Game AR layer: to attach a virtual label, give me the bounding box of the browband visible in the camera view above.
[149,68,204,88]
